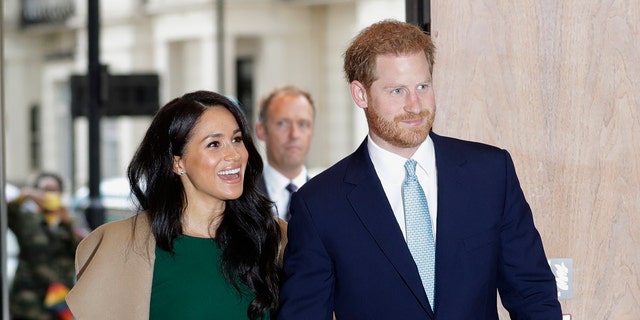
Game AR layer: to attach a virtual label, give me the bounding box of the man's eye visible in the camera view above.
[276,120,291,129]
[298,121,311,129]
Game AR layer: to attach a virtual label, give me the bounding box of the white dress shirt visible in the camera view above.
[367,135,438,239]
[262,162,309,220]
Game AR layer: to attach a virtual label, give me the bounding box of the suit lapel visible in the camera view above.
[430,132,469,248]
[345,140,433,316]
[430,132,473,314]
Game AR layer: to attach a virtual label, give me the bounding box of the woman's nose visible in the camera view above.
[225,148,241,161]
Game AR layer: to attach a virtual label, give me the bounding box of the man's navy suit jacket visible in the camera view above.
[278,132,561,319]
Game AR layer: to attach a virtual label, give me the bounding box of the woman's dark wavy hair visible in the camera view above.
[127,90,281,319]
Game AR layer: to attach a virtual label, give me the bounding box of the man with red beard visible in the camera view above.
[278,20,561,320]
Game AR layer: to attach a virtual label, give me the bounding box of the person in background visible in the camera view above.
[66,90,286,320]
[8,172,80,320]
[5,183,21,288]
[255,85,315,221]
[278,19,562,319]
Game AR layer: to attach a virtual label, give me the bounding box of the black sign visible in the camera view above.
[70,73,160,118]
[21,0,75,27]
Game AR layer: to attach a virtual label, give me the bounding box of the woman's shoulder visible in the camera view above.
[78,214,151,258]
[67,213,155,319]
[82,214,143,241]
[76,213,153,274]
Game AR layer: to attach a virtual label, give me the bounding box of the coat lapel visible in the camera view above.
[344,140,433,316]
[430,132,477,314]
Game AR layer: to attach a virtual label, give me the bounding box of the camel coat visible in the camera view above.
[65,213,288,320]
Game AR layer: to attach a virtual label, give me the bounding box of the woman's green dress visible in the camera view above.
[150,235,255,319]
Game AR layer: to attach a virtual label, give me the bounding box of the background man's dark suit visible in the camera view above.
[257,177,268,197]
[278,132,561,319]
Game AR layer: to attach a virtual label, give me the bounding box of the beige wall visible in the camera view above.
[431,0,640,318]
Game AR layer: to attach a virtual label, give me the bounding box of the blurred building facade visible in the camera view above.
[3,0,405,190]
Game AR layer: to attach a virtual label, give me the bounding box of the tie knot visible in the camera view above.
[404,159,418,178]
[286,183,298,194]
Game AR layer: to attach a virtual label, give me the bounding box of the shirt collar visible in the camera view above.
[367,135,435,177]
[263,161,308,189]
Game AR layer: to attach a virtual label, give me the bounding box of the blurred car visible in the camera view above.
[72,176,138,224]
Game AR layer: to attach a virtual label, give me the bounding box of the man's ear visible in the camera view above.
[256,122,267,141]
[172,156,184,175]
[350,80,368,110]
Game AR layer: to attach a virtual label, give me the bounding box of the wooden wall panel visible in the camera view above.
[431,0,640,318]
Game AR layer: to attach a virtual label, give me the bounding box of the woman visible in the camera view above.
[66,91,285,319]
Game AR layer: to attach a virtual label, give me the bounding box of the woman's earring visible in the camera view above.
[179,171,185,176]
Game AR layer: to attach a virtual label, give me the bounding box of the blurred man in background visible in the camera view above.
[256,85,315,221]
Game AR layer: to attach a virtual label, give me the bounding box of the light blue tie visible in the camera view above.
[403,159,436,310]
